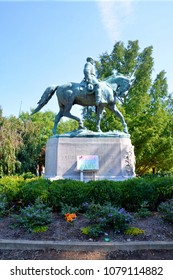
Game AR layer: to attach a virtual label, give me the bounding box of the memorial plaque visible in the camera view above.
[77,155,99,171]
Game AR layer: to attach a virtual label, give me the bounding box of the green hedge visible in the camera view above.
[0,176,24,205]
[1,176,173,212]
[48,179,87,211]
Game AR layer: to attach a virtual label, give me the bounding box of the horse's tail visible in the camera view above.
[31,85,58,115]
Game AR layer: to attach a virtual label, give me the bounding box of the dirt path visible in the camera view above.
[1,249,173,260]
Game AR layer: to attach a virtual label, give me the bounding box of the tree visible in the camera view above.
[0,110,23,176]
[16,119,42,174]
[17,110,56,174]
[0,109,79,176]
[57,119,78,134]
[82,40,173,175]
[134,71,173,174]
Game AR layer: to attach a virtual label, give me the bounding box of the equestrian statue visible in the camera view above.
[32,57,132,134]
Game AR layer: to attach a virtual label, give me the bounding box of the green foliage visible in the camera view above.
[11,198,53,232]
[0,176,24,206]
[120,177,173,211]
[81,202,132,238]
[20,110,55,146]
[0,110,55,176]
[158,198,173,224]
[0,194,9,217]
[81,226,91,235]
[19,178,51,206]
[134,201,151,218]
[21,172,36,180]
[60,203,80,216]
[83,107,97,132]
[119,178,151,211]
[1,176,173,215]
[16,118,43,174]
[82,225,102,238]
[48,179,87,211]
[85,180,122,206]
[83,40,173,175]
[32,225,49,233]
[124,227,145,235]
[0,115,23,176]
[57,119,78,134]
[0,109,83,176]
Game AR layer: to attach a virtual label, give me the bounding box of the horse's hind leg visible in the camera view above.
[52,107,64,134]
[96,105,104,132]
[63,106,84,129]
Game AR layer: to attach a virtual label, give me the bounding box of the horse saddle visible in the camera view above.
[79,80,95,94]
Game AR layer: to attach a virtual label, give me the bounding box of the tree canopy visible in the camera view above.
[83,40,173,175]
[0,109,77,176]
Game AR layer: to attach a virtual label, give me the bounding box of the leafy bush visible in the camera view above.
[21,172,36,180]
[11,198,53,232]
[60,203,80,216]
[81,202,132,238]
[134,201,151,218]
[158,198,173,224]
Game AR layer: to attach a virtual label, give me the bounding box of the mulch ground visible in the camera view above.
[0,212,173,259]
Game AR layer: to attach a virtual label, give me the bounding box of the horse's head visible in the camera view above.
[104,73,132,98]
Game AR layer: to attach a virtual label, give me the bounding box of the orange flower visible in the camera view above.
[65,213,77,222]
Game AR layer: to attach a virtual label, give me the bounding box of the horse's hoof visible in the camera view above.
[96,127,102,133]
[52,129,56,135]
[124,128,128,133]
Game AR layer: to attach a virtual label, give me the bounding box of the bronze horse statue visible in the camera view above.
[32,74,132,134]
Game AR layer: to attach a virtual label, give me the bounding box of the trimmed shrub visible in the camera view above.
[1,175,173,214]
[48,179,87,211]
[84,180,122,207]
[120,177,173,211]
[0,176,24,206]
[19,178,51,206]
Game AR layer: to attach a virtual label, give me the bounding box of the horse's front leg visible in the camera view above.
[96,105,104,132]
[107,104,128,133]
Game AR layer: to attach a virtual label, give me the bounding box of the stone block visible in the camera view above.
[45,133,135,181]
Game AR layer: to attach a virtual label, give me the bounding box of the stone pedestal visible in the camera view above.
[45,131,135,181]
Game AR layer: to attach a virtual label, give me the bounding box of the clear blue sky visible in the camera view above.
[1,0,173,118]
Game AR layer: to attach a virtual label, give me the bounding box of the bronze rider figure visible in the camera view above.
[82,57,102,106]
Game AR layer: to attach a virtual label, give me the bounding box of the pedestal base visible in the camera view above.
[45,132,135,181]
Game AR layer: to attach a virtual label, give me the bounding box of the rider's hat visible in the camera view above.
[86,57,94,62]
